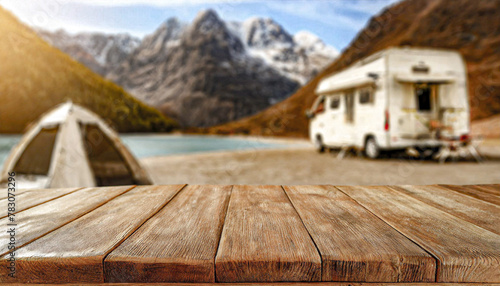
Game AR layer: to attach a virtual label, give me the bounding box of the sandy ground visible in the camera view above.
[141,138,500,186]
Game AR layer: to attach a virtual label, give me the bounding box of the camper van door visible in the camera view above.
[323,94,343,146]
[310,96,327,146]
[341,91,356,145]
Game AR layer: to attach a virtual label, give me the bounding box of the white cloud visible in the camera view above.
[3,0,260,7]
[264,1,369,31]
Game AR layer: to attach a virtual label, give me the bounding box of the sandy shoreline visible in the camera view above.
[141,142,500,186]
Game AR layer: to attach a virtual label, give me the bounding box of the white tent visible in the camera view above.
[1,102,152,189]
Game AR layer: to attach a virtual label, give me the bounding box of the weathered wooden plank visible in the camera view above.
[441,184,500,205]
[0,186,132,257]
[215,185,321,283]
[0,187,80,218]
[471,184,500,196]
[105,185,231,283]
[338,185,500,282]
[1,185,184,284]
[284,185,435,282]
[393,185,500,235]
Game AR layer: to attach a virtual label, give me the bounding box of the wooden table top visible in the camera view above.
[1,184,500,284]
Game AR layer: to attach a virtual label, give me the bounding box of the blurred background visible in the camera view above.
[0,0,499,187]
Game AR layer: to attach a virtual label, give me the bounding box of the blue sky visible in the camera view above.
[0,0,400,51]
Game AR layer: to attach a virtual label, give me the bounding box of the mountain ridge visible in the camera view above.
[37,10,338,127]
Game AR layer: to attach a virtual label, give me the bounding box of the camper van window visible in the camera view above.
[359,88,374,104]
[315,97,325,114]
[330,96,340,109]
[416,85,432,111]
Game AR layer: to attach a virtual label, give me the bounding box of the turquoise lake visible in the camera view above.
[0,134,300,167]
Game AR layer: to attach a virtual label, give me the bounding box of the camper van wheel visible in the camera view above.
[315,135,325,153]
[365,137,380,159]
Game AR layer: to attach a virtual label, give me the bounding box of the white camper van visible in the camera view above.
[309,47,470,158]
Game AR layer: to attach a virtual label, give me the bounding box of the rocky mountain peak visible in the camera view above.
[186,9,244,58]
[154,17,184,40]
[143,18,184,48]
[125,17,186,67]
[192,9,225,34]
[242,17,294,48]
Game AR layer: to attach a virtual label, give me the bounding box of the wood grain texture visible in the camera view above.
[0,187,80,218]
[284,185,435,282]
[338,185,500,283]
[104,185,232,283]
[1,185,183,284]
[470,184,500,196]
[441,184,500,205]
[393,185,500,235]
[0,186,132,256]
[215,185,321,283]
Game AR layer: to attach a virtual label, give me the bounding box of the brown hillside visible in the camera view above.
[0,7,177,133]
[209,0,500,137]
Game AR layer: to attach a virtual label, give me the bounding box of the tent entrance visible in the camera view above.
[13,126,59,175]
[81,124,136,186]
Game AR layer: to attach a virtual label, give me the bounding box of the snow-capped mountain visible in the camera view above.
[108,10,299,127]
[228,18,339,84]
[294,30,339,57]
[38,10,338,127]
[38,29,140,75]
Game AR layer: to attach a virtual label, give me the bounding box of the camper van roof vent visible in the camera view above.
[412,63,430,73]
[367,72,379,80]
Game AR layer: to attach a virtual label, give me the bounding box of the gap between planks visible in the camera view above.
[334,186,442,282]
[105,185,232,283]
[288,185,436,282]
[214,185,322,282]
[101,184,188,278]
[213,185,234,284]
[281,185,324,281]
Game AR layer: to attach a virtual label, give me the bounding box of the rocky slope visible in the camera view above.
[0,7,176,133]
[211,0,500,137]
[39,11,337,127]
